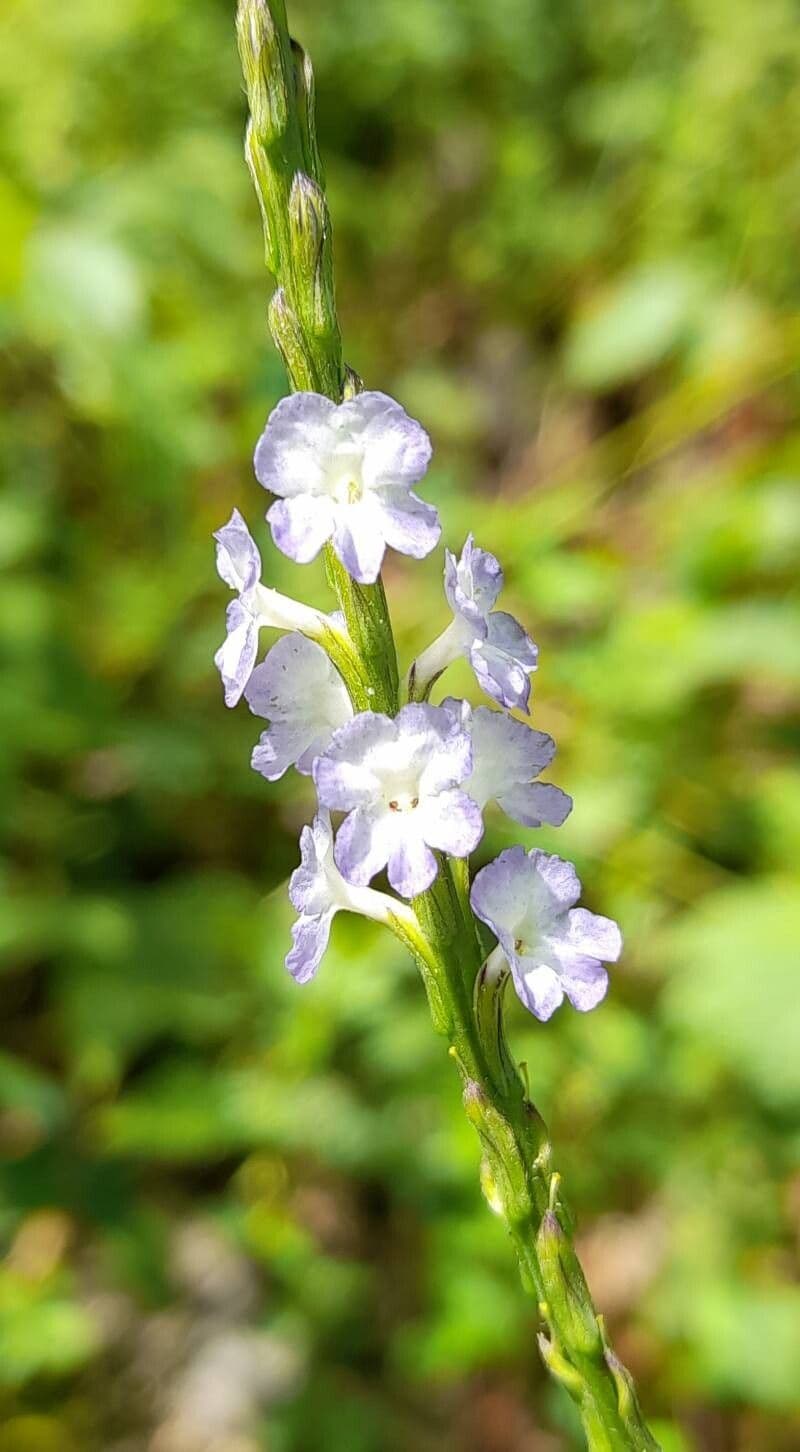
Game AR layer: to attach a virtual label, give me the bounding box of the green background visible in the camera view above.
[2,0,799,1447]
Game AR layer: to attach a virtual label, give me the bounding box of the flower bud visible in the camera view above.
[343,365,364,399]
[479,1156,505,1217]
[268,287,316,392]
[536,1210,602,1357]
[603,1341,660,1446]
[463,1082,533,1226]
[244,121,276,271]
[288,173,338,341]
[536,1332,585,1399]
[289,172,325,273]
[291,39,323,182]
[236,0,289,145]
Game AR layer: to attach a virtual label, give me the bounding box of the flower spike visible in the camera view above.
[223,2,659,1438]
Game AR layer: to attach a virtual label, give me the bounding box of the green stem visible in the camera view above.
[412,900,658,1452]
[235,5,660,1446]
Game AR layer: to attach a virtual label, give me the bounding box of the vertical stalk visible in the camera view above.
[234,4,660,1446]
[410,915,657,1451]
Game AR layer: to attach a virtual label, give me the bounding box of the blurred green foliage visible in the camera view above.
[1,0,800,1448]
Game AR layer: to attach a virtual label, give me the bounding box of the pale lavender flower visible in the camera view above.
[471,846,621,1021]
[313,703,483,898]
[253,391,440,583]
[287,809,413,982]
[244,632,353,780]
[443,698,572,828]
[213,508,336,706]
[410,535,538,710]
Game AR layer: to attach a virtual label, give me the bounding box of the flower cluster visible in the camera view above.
[215,391,621,1020]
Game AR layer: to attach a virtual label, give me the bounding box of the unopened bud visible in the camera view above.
[536,1210,602,1357]
[479,1156,505,1217]
[236,0,289,144]
[603,1343,660,1447]
[244,121,276,271]
[291,39,323,181]
[343,365,364,399]
[268,287,315,393]
[288,173,338,340]
[289,172,325,269]
[463,1082,533,1226]
[536,1332,584,1399]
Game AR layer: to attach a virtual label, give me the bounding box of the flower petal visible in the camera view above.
[251,722,314,781]
[470,611,538,711]
[289,817,335,916]
[267,494,335,564]
[214,599,259,707]
[214,509,262,593]
[371,487,441,559]
[286,908,336,984]
[487,610,539,670]
[313,713,395,810]
[245,634,352,777]
[334,803,395,886]
[386,834,438,897]
[334,390,405,432]
[470,845,532,941]
[254,392,337,498]
[445,535,504,624]
[528,850,582,910]
[496,781,573,828]
[295,735,336,776]
[354,394,433,489]
[332,505,387,583]
[466,708,555,807]
[513,962,565,1021]
[399,703,471,795]
[559,957,609,1013]
[440,696,471,730]
[244,632,345,720]
[417,788,483,858]
[563,907,622,962]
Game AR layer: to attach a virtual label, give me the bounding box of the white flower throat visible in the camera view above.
[513,909,542,959]
[382,763,424,814]
[388,791,420,813]
[328,448,366,506]
[376,743,428,815]
[334,476,364,505]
